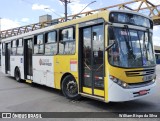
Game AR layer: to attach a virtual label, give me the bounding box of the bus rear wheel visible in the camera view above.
[15,68,22,82]
[62,75,80,100]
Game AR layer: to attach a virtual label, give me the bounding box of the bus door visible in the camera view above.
[5,42,11,74]
[24,38,33,80]
[79,24,105,97]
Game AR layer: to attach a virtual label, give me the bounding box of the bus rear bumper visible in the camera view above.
[108,80,156,102]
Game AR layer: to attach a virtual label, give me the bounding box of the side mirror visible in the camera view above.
[105,40,116,51]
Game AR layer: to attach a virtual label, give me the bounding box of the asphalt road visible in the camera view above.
[0,66,160,121]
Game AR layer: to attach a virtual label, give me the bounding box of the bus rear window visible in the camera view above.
[34,34,44,54]
[12,40,17,48]
[17,39,23,55]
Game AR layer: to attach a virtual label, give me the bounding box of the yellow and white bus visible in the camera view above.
[1,10,156,102]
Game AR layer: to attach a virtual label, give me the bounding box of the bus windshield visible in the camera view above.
[108,27,156,68]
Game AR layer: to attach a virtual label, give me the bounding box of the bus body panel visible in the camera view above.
[32,56,54,88]
[1,43,5,74]
[108,78,156,102]
[10,56,24,79]
[54,55,78,89]
[0,44,1,66]
[109,66,144,83]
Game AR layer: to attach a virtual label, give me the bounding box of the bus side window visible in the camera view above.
[11,40,17,55]
[2,43,5,55]
[45,31,57,55]
[34,34,44,54]
[59,27,75,55]
[17,39,23,55]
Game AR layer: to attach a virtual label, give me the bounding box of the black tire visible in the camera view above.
[62,75,81,100]
[15,68,22,82]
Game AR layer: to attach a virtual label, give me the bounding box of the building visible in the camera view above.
[154,45,160,64]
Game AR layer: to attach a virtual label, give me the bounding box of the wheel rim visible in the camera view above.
[66,80,78,97]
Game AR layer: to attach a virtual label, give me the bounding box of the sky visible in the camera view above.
[0,0,160,45]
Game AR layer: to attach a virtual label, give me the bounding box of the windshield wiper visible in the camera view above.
[123,25,135,60]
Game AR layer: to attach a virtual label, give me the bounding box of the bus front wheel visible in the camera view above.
[62,75,80,100]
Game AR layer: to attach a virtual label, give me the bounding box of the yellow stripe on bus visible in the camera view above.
[82,87,104,97]
[94,89,104,97]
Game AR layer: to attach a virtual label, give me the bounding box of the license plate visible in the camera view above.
[139,90,148,95]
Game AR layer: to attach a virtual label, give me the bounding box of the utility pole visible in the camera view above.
[60,0,71,21]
